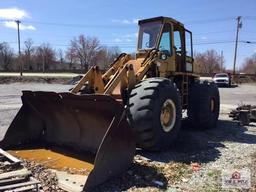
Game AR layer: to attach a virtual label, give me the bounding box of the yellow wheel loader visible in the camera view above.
[0,17,220,191]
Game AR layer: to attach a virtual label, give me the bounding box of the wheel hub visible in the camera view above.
[210,97,215,112]
[160,99,176,132]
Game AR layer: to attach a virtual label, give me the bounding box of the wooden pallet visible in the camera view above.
[0,149,41,192]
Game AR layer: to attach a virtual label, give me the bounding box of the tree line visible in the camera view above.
[0,37,255,74]
[240,53,256,74]
[0,35,121,72]
[193,49,256,75]
[193,50,225,74]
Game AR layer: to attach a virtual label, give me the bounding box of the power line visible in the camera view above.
[8,30,237,40]
[241,40,256,44]
[0,19,12,22]
[2,41,136,48]
[22,21,134,29]
[244,16,256,20]
[12,32,137,40]
[241,31,256,34]
[4,40,253,47]
[1,19,135,29]
[184,17,235,24]
[23,18,236,27]
[193,30,234,36]
[0,16,238,30]
[194,41,236,45]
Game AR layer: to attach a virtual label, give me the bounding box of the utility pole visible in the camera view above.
[43,52,45,73]
[15,20,22,76]
[220,50,224,71]
[233,16,242,75]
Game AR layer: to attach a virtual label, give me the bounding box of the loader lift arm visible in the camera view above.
[70,49,160,98]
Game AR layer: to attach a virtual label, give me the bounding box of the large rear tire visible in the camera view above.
[127,78,181,151]
[187,81,220,129]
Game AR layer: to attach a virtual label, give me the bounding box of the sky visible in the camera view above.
[0,0,256,70]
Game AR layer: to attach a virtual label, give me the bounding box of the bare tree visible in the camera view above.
[34,43,56,72]
[58,49,64,64]
[23,38,34,70]
[95,46,121,70]
[0,42,15,71]
[65,46,77,70]
[69,35,101,70]
[240,53,256,74]
[194,50,223,74]
[105,46,121,63]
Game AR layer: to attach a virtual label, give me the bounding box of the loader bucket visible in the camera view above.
[0,91,135,191]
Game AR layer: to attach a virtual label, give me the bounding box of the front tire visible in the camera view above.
[127,78,181,151]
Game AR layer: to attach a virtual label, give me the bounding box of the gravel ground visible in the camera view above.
[0,82,255,191]
[94,115,256,192]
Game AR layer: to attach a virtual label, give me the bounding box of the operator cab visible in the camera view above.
[137,16,193,73]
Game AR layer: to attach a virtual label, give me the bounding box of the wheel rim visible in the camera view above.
[160,99,176,132]
[210,97,215,112]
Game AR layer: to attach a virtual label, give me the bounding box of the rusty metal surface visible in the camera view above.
[8,148,94,174]
[0,91,135,191]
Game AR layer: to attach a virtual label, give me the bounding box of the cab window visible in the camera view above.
[138,21,162,50]
[159,24,172,56]
[174,30,182,53]
[185,30,193,57]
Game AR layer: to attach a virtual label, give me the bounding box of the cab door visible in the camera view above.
[158,22,176,76]
[185,30,193,73]
[173,25,185,72]
[172,26,193,73]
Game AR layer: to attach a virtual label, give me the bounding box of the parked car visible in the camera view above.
[213,73,231,87]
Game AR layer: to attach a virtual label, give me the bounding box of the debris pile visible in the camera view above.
[229,104,256,125]
[22,160,65,192]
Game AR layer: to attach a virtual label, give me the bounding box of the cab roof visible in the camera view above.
[138,16,184,27]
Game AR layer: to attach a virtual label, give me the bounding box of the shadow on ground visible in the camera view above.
[94,163,168,192]
[140,119,256,164]
[94,118,256,191]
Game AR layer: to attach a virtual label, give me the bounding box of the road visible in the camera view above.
[218,84,256,114]
[0,72,81,77]
[0,83,73,139]
[219,84,256,105]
